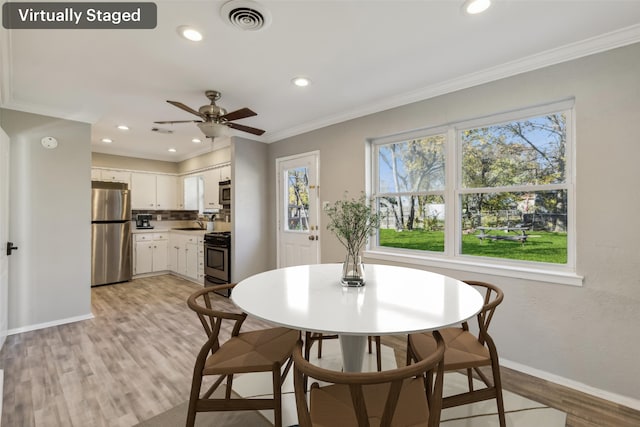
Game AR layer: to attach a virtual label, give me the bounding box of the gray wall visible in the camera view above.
[231,137,270,282]
[266,43,640,402]
[1,109,92,330]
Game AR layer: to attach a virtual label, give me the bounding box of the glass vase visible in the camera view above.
[341,253,365,287]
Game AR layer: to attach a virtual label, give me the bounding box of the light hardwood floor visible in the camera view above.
[1,274,638,426]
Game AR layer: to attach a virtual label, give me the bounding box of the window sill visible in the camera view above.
[363,249,583,287]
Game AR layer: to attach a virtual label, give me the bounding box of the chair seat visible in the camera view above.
[204,327,299,375]
[409,327,490,371]
[309,377,430,427]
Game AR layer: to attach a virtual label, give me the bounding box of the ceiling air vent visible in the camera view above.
[221,0,272,31]
[151,127,174,134]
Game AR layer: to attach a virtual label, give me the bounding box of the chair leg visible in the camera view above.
[491,363,506,427]
[272,365,283,427]
[226,374,234,399]
[467,367,474,391]
[317,334,323,358]
[186,370,203,427]
[406,336,414,366]
[375,336,382,371]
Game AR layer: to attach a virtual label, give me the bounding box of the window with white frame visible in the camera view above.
[370,100,575,277]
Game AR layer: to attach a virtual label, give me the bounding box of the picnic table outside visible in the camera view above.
[475,226,529,243]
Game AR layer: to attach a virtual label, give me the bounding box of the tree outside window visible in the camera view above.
[372,104,571,266]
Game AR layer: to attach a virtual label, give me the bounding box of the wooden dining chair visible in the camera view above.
[186,284,299,427]
[406,280,506,427]
[305,332,382,371]
[294,332,445,427]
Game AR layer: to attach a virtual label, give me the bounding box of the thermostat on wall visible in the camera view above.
[41,136,58,149]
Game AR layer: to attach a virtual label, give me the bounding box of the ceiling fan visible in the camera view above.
[154,90,265,138]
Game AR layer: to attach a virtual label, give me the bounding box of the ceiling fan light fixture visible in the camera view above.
[463,0,491,15]
[178,26,203,41]
[197,122,230,138]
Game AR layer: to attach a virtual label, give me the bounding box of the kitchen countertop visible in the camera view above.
[132,228,208,236]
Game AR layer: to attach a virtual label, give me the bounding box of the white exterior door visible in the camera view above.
[0,128,10,350]
[277,152,320,268]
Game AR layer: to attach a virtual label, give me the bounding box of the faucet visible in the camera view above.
[195,220,204,229]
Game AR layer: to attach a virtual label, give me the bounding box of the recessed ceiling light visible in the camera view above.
[168,148,177,153]
[116,125,129,130]
[178,26,203,41]
[101,138,113,143]
[463,0,491,14]
[292,77,311,87]
[192,138,202,143]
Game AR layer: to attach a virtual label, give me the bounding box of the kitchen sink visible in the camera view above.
[172,227,205,231]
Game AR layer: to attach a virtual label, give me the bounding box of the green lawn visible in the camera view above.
[378,228,567,264]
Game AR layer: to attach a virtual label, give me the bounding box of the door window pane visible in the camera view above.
[286,167,310,231]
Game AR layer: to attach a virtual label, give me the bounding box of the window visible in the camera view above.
[285,166,311,232]
[369,100,578,285]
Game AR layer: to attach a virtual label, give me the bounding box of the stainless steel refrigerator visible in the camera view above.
[91,181,132,286]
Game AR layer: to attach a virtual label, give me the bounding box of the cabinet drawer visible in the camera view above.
[153,233,168,240]
[134,234,153,242]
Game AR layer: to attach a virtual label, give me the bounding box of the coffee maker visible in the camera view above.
[135,214,153,229]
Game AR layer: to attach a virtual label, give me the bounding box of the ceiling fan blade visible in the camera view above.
[166,100,204,118]
[227,122,265,136]
[154,120,203,124]
[221,107,257,122]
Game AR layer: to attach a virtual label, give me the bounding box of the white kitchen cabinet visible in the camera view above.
[156,174,178,210]
[185,241,199,280]
[92,168,131,186]
[131,173,179,210]
[203,169,220,209]
[134,240,153,274]
[168,232,202,282]
[133,233,168,275]
[219,164,231,181]
[176,176,185,209]
[197,236,205,283]
[131,173,157,209]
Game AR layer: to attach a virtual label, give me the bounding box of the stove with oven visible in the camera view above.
[203,231,232,297]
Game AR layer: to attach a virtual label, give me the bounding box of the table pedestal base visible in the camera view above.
[339,335,367,372]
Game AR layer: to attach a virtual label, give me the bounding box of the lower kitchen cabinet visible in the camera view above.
[168,232,204,283]
[133,233,168,275]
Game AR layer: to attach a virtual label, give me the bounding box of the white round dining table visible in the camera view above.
[232,263,483,372]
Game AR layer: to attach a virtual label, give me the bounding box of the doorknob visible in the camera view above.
[6,241,18,256]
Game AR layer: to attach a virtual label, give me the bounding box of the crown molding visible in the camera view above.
[266,23,640,143]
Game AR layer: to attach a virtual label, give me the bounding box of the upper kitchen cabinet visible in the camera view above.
[156,174,178,210]
[203,168,221,210]
[131,172,179,210]
[219,164,231,181]
[92,168,131,186]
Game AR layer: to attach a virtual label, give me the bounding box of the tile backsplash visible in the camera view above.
[132,210,199,221]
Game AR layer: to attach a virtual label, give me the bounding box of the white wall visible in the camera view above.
[267,43,640,404]
[1,109,92,331]
[231,136,269,282]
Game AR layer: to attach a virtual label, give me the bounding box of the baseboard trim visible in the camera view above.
[501,358,640,412]
[7,313,94,336]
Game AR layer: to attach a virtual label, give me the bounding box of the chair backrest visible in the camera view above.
[186,284,246,354]
[293,331,445,427]
[463,281,504,344]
